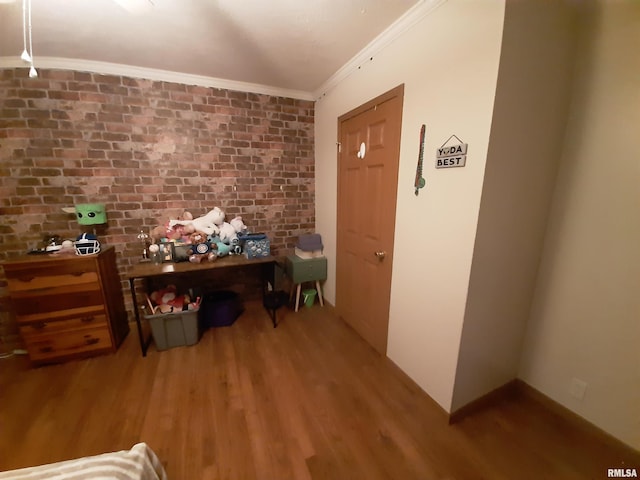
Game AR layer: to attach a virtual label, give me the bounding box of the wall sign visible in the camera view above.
[436,135,467,169]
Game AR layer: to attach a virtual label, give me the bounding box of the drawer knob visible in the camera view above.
[31,322,47,330]
[85,337,100,346]
[81,316,95,323]
[374,250,387,260]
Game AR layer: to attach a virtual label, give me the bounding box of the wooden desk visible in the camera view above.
[127,255,280,356]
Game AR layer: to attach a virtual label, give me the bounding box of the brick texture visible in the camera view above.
[0,68,315,345]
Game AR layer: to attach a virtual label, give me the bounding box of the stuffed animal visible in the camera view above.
[188,243,217,263]
[170,207,225,237]
[151,223,170,242]
[229,216,248,235]
[53,239,77,256]
[218,222,239,245]
[186,231,217,263]
[188,251,217,263]
[189,230,208,245]
[152,211,195,242]
[209,237,231,257]
[149,285,191,313]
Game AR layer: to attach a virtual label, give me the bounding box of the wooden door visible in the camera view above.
[336,85,404,355]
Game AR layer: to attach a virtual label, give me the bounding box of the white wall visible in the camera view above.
[518,1,640,450]
[451,1,578,411]
[315,0,505,411]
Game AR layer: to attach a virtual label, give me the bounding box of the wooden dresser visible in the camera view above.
[2,246,129,365]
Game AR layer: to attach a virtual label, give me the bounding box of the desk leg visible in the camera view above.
[261,260,278,328]
[129,277,151,357]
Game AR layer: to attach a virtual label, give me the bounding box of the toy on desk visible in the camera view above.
[218,222,239,245]
[185,231,217,263]
[148,208,260,260]
[229,216,248,235]
[169,207,225,237]
[189,244,217,263]
[219,216,249,246]
[152,207,231,242]
[189,231,208,245]
[242,233,270,259]
[208,237,231,257]
[151,211,195,243]
[148,243,163,265]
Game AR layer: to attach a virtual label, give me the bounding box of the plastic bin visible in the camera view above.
[302,288,317,308]
[147,308,201,351]
[200,291,243,328]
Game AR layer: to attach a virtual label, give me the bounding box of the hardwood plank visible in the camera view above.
[0,301,638,479]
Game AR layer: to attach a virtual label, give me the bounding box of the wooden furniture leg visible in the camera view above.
[315,280,324,307]
[294,284,302,312]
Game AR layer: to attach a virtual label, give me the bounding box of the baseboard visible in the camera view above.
[448,379,519,425]
[385,357,451,420]
[447,378,639,457]
[513,379,640,457]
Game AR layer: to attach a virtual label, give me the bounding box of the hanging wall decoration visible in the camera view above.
[414,124,426,196]
[436,134,468,168]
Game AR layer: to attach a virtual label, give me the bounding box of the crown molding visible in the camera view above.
[312,0,448,101]
[0,0,447,104]
[0,56,315,101]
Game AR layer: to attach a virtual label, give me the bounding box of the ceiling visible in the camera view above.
[0,0,425,99]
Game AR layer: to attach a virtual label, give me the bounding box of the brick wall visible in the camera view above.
[0,67,315,345]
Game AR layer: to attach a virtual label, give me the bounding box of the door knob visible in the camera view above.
[374,250,386,260]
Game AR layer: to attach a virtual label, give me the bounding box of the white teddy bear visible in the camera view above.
[229,216,248,235]
[170,207,225,237]
[218,222,238,245]
[219,216,250,245]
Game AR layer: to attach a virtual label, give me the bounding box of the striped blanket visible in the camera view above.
[0,443,167,480]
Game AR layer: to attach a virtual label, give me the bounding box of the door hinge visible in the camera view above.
[337,142,342,153]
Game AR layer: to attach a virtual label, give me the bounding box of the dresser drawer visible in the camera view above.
[286,256,328,283]
[20,313,108,335]
[4,258,99,293]
[10,283,104,320]
[22,326,113,363]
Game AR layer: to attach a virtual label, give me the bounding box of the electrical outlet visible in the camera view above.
[569,378,588,400]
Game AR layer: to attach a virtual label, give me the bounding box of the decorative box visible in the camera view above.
[242,233,270,259]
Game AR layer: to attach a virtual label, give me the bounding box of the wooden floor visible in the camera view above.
[1,301,638,479]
